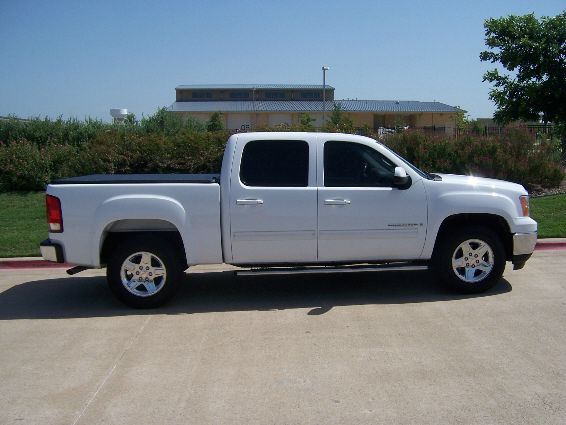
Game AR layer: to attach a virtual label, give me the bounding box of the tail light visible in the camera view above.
[46,195,63,232]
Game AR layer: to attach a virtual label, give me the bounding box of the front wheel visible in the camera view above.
[434,227,505,293]
[107,237,185,308]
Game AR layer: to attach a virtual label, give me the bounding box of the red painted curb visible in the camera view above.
[0,260,70,270]
[534,242,566,251]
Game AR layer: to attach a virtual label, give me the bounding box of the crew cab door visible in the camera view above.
[229,137,317,264]
[317,138,427,262]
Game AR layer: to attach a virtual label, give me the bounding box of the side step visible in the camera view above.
[236,263,428,277]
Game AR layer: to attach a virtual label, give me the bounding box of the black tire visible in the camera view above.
[107,236,186,308]
[434,226,505,293]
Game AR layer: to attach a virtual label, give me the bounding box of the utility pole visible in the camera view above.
[322,66,329,124]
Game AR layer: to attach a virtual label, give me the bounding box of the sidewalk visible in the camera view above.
[1,239,565,270]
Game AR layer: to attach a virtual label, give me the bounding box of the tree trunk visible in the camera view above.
[562,128,566,166]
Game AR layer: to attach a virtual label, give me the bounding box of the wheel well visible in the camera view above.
[100,230,187,269]
[433,214,512,260]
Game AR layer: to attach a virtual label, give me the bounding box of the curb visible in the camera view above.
[1,240,565,270]
[0,260,71,270]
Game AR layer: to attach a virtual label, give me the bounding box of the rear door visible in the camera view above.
[229,137,317,264]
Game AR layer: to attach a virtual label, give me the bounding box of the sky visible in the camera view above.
[0,0,564,121]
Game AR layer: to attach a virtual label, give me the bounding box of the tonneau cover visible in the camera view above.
[52,174,220,185]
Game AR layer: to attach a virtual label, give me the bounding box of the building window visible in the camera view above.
[324,141,396,187]
[191,91,212,99]
[301,91,321,100]
[230,91,250,99]
[265,91,285,99]
[240,140,309,187]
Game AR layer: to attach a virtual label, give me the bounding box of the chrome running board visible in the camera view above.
[236,263,428,277]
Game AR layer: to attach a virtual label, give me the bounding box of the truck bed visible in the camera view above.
[52,174,220,185]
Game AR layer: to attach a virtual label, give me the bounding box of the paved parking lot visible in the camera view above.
[0,251,565,425]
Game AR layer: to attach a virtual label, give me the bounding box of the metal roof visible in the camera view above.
[175,84,335,90]
[168,100,459,113]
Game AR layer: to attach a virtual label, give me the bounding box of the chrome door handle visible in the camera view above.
[236,198,264,205]
[324,199,351,205]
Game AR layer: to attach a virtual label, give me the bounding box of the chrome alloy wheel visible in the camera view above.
[120,252,167,297]
[451,239,494,283]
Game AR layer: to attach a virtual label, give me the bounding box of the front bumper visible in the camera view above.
[512,232,537,270]
[40,239,65,263]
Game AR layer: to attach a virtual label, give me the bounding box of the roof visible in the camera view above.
[168,100,459,113]
[175,84,335,90]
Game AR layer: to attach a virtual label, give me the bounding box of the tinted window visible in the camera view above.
[324,141,396,187]
[240,140,309,187]
[230,91,250,99]
[265,91,285,99]
[192,91,212,99]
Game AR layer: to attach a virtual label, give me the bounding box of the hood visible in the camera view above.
[434,173,528,196]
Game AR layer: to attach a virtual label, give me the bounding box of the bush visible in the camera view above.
[0,116,109,147]
[0,140,51,190]
[381,128,564,189]
[0,114,562,192]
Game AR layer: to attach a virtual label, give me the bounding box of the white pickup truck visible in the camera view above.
[40,132,537,307]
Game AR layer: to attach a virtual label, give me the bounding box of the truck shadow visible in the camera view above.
[0,270,512,320]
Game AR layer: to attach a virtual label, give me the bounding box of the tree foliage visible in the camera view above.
[324,102,354,133]
[206,112,224,132]
[479,11,566,160]
[299,113,315,131]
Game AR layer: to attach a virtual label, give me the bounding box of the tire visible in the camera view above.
[107,236,186,308]
[434,226,505,293]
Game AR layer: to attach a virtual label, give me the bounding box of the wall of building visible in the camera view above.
[172,110,458,134]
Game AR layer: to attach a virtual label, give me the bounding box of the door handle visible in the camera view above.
[236,198,264,205]
[324,198,351,205]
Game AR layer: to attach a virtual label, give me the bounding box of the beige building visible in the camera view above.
[168,84,460,134]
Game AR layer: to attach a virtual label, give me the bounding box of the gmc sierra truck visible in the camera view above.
[40,132,537,307]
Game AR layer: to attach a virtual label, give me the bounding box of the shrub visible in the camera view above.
[0,115,562,192]
[0,140,50,190]
[381,128,564,189]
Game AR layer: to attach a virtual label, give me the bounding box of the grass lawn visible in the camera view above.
[0,192,46,257]
[530,194,566,238]
[0,191,564,258]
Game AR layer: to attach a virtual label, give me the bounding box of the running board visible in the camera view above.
[236,263,428,277]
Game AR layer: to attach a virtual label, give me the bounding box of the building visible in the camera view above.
[168,84,460,134]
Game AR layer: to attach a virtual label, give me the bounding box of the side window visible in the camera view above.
[240,140,309,187]
[324,141,396,187]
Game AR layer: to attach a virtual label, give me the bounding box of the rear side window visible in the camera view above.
[240,140,309,187]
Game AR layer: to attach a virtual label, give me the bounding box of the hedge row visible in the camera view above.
[383,130,564,189]
[0,125,563,192]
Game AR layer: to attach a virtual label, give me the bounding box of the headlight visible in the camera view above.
[519,195,530,217]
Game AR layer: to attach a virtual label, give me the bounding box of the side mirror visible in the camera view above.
[393,167,411,189]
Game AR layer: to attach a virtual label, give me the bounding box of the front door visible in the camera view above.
[317,140,428,262]
[230,138,318,264]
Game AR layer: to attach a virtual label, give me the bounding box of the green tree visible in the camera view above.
[325,102,354,133]
[206,112,224,132]
[479,11,566,162]
[299,113,315,131]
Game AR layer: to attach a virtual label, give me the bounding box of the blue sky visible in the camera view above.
[1,0,564,121]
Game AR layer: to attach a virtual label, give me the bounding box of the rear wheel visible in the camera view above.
[435,226,505,293]
[107,237,185,308]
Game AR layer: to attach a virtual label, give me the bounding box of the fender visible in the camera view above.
[421,190,517,259]
[92,195,190,267]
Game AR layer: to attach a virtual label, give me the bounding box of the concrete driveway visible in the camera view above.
[0,251,565,425]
